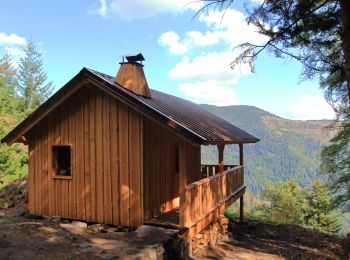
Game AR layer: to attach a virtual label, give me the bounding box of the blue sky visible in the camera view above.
[0,0,334,120]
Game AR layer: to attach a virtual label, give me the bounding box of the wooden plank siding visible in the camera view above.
[25,85,144,226]
[142,117,201,221]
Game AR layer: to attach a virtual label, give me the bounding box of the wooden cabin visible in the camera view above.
[1,54,259,240]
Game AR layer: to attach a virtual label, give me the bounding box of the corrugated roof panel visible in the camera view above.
[87,68,259,144]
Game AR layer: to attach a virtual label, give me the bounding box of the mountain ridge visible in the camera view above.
[200,104,332,195]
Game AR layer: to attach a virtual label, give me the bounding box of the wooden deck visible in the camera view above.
[144,208,180,229]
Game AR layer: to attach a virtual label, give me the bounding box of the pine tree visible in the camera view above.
[303,181,341,234]
[321,123,350,210]
[18,40,53,115]
[260,179,304,225]
[0,52,28,186]
[0,52,19,115]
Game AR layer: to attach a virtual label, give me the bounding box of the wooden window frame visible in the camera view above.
[52,144,73,180]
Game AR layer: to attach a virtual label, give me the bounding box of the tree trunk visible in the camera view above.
[339,0,350,106]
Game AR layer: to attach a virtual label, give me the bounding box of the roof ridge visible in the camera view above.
[86,67,198,106]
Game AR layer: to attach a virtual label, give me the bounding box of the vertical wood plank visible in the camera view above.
[179,141,189,227]
[119,102,129,226]
[139,116,144,224]
[110,99,119,225]
[88,88,96,222]
[164,130,170,212]
[239,143,243,166]
[160,128,166,213]
[28,139,35,214]
[103,94,112,224]
[150,123,156,217]
[68,97,76,219]
[41,119,49,216]
[61,105,69,218]
[143,119,150,220]
[76,92,85,220]
[35,125,42,215]
[154,124,160,216]
[53,111,61,216]
[95,90,104,223]
[83,89,91,222]
[47,115,54,216]
[129,110,141,226]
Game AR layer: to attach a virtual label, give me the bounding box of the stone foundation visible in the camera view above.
[190,215,229,254]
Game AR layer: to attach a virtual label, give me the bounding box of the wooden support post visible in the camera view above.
[239,143,243,166]
[217,144,225,174]
[239,143,244,222]
[179,141,189,227]
[239,195,244,222]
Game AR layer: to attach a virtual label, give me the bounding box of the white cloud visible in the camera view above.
[97,0,107,17]
[4,46,24,58]
[287,94,335,120]
[96,0,199,20]
[157,8,268,106]
[168,51,251,82]
[158,31,189,55]
[0,33,26,46]
[159,8,267,55]
[179,81,238,106]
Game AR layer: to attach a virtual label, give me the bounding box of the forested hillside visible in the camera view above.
[201,105,333,195]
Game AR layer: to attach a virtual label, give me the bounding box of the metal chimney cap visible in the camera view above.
[120,53,145,64]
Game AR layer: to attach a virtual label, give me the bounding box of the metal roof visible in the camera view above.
[87,68,259,144]
[1,67,259,145]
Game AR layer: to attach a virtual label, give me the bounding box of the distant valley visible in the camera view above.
[200,105,333,195]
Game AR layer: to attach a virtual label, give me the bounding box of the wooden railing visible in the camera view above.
[181,166,244,235]
[200,164,237,178]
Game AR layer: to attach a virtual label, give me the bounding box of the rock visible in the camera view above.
[71,221,87,228]
[85,246,105,254]
[101,253,117,259]
[79,242,91,248]
[88,223,104,233]
[24,213,43,220]
[19,180,27,186]
[49,215,62,222]
[105,227,118,233]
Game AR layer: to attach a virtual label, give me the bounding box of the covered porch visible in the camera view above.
[145,142,246,240]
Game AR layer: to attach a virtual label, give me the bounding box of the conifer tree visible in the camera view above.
[303,181,340,234]
[18,40,53,115]
[0,52,18,115]
[261,179,304,225]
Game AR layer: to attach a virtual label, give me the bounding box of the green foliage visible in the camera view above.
[0,40,52,187]
[321,121,350,209]
[253,179,340,234]
[260,179,304,225]
[18,40,53,116]
[303,181,341,234]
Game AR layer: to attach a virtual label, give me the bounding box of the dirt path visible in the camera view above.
[1,178,349,259]
[193,221,349,260]
[0,217,100,260]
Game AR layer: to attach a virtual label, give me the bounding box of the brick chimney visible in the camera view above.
[114,53,151,98]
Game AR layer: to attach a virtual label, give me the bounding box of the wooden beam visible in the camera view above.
[239,143,243,166]
[239,195,244,222]
[179,141,189,227]
[217,144,225,174]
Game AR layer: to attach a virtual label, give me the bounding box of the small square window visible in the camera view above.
[52,145,71,176]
